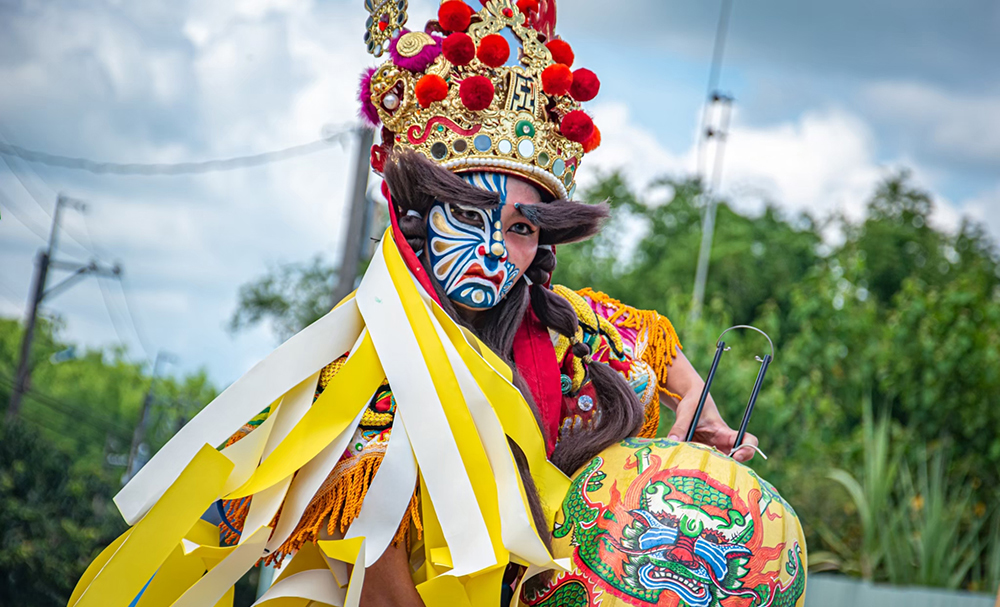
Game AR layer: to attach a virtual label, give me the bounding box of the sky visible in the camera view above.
[0,0,998,387]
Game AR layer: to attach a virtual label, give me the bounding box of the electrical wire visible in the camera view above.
[0,373,131,435]
[115,275,154,361]
[80,208,153,361]
[0,152,98,257]
[0,278,23,310]
[0,187,50,242]
[96,274,140,360]
[0,127,357,176]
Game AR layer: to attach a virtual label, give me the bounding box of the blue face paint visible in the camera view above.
[426,172,521,309]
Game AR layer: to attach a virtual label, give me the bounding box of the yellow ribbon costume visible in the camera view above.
[70,232,569,607]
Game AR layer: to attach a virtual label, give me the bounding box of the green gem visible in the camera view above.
[538,152,549,166]
[515,120,536,138]
[437,125,445,132]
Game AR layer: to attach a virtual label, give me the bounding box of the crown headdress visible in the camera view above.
[360,0,601,199]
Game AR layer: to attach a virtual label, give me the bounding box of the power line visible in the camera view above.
[0,373,131,435]
[0,188,50,241]
[115,275,154,361]
[0,128,356,176]
[0,152,99,256]
[96,273,138,358]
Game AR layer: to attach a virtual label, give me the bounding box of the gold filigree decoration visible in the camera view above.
[395,31,434,58]
[364,0,408,57]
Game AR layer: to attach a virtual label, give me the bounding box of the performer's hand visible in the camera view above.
[666,389,759,463]
[662,350,760,463]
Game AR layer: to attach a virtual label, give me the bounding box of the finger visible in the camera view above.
[731,431,759,463]
[666,396,698,442]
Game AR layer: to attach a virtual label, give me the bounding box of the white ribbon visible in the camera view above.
[356,240,496,577]
[116,299,363,525]
[344,412,418,567]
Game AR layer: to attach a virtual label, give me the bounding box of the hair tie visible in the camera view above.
[405,209,422,218]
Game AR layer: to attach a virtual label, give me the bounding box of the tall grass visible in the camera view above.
[824,400,897,579]
[823,400,997,590]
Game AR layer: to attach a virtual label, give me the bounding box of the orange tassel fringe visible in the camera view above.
[220,452,422,566]
[576,288,683,439]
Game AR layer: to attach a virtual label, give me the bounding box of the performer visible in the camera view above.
[69,2,757,606]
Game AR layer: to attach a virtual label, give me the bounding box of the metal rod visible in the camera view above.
[685,340,726,441]
[733,353,771,451]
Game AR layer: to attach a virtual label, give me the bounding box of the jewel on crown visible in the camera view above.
[360,0,601,200]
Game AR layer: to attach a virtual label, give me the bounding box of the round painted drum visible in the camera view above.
[524,437,807,607]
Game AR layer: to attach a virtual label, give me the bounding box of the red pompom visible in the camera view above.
[545,39,574,67]
[516,0,540,14]
[582,125,602,153]
[459,75,495,111]
[442,32,476,65]
[415,74,449,108]
[570,68,600,102]
[438,0,474,32]
[541,63,573,96]
[560,110,594,143]
[477,34,510,68]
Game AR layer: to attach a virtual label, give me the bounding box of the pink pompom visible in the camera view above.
[358,67,380,127]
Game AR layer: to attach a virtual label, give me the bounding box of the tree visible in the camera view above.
[229,255,337,341]
[224,169,1000,591]
[0,419,125,605]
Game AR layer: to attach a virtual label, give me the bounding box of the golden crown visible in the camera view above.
[360,0,601,199]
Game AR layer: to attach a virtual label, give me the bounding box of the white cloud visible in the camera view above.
[588,102,998,245]
[964,185,1000,240]
[0,0,997,389]
[0,0,375,384]
[861,81,1000,168]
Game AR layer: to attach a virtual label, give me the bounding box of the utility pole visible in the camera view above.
[691,95,733,321]
[690,0,736,323]
[125,350,173,482]
[6,195,121,420]
[331,127,375,308]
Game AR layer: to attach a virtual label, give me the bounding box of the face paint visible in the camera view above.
[426,172,521,309]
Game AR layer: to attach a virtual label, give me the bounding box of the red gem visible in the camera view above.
[374,397,392,412]
[378,20,388,31]
[502,7,514,17]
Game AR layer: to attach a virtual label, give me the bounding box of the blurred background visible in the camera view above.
[1,0,998,605]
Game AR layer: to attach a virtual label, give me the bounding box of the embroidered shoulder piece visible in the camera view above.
[549,285,673,439]
[576,288,682,400]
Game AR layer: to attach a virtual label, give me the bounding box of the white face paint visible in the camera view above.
[426,172,521,309]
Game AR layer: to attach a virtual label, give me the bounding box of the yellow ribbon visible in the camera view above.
[225,333,383,499]
[381,236,509,569]
[71,444,233,607]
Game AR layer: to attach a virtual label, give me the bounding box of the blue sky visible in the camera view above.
[1,0,998,386]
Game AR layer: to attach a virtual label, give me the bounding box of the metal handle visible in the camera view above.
[683,325,774,454]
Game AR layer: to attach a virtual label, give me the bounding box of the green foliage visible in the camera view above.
[556,173,820,325]
[0,419,125,605]
[820,405,993,590]
[823,403,898,579]
[228,255,337,341]
[223,168,1000,592]
[0,316,218,605]
[555,169,1000,591]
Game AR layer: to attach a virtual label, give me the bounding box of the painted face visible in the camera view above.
[426,172,538,309]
